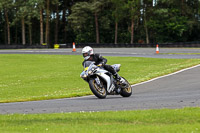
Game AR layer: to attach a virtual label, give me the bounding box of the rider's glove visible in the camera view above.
[97,62,105,67]
[97,64,103,67]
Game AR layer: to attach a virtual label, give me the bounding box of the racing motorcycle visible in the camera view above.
[80,61,132,99]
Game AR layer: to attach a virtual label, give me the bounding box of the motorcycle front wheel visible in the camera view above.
[89,79,107,99]
[120,77,132,97]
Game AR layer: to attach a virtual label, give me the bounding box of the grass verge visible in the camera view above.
[0,54,200,103]
[0,107,200,133]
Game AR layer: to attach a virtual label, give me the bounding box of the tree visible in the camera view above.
[142,0,154,44]
[14,0,41,45]
[40,9,44,45]
[147,0,190,42]
[45,0,50,46]
[13,0,27,45]
[0,0,13,45]
[60,0,72,43]
[69,0,108,43]
[69,2,92,42]
[36,0,45,45]
[51,0,60,44]
[111,0,126,44]
[126,0,140,44]
[44,0,59,46]
[0,0,200,45]
[55,2,59,44]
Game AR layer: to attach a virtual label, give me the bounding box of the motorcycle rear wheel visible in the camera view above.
[89,79,107,99]
[120,77,132,97]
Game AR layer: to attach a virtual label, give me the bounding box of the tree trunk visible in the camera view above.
[4,23,7,44]
[40,9,44,45]
[130,18,134,44]
[45,0,50,46]
[94,12,100,44]
[55,4,59,44]
[5,9,10,45]
[114,22,118,44]
[144,8,149,44]
[62,1,67,43]
[22,17,26,45]
[29,23,32,45]
[63,8,67,43]
[15,26,18,44]
[144,22,149,44]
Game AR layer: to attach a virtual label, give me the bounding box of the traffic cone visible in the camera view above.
[72,42,76,52]
[156,44,159,54]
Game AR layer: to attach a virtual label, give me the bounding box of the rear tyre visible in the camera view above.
[120,77,132,97]
[89,79,107,99]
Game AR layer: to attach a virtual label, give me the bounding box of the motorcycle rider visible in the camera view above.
[82,46,123,82]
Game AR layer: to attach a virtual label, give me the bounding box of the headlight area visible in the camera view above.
[88,67,96,75]
[88,70,93,75]
[80,73,87,79]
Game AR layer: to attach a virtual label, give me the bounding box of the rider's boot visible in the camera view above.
[113,73,125,94]
[113,73,120,80]
[113,73,125,84]
[113,72,125,84]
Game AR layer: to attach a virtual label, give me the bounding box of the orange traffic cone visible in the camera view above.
[72,42,76,52]
[156,44,159,54]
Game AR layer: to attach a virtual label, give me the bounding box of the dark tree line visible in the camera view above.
[0,0,199,47]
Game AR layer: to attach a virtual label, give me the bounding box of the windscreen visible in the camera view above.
[83,61,95,68]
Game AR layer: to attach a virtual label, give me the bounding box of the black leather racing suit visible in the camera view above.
[82,54,117,76]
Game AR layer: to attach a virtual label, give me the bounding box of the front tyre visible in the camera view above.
[89,79,107,99]
[120,77,132,97]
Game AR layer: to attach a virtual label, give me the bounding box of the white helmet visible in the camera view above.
[82,46,94,60]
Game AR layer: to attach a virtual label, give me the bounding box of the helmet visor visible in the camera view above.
[83,53,89,57]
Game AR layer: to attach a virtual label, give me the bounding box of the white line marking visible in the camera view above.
[66,95,94,99]
[131,64,200,87]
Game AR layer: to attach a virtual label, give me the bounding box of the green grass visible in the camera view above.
[0,107,200,133]
[1,54,200,132]
[0,54,200,103]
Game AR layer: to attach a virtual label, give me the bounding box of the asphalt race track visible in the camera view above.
[0,48,200,114]
[0,48,200,58]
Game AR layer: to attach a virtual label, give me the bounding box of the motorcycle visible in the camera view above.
[80,61,132,99]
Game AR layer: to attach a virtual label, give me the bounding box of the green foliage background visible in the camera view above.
[0,0,200,45]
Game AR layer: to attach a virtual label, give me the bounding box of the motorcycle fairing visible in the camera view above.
[96,69,115,93]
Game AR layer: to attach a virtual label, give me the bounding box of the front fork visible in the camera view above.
[95,76,103,88]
